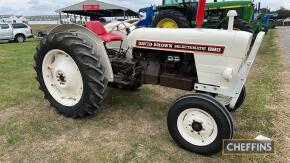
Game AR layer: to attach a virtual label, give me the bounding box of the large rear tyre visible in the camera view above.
[34,32,108,118]
[167,94,233,155]
[152,9,191,28]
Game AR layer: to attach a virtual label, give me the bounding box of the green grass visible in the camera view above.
[238,30,281,138]
[0,40,42,108]
[0,30,284,162]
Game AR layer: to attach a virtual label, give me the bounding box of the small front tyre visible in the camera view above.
[167,94,233,155]
[226,86,247,112]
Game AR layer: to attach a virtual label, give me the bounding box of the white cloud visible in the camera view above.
[27,0,39,5]
[0,0,289,16]
[260,0,290,10]
[0,0,80,15]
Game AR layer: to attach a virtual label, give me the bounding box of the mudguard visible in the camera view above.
[48,24,114,82]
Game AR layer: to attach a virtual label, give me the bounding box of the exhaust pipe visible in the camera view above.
[196,0,206,28]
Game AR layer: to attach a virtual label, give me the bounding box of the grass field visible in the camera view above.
[30,24,58,36]
[0,30,286,162]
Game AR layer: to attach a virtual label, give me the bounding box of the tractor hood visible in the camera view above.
[127,28,253,88]
[206,1,254,10]
[128,28,252,59]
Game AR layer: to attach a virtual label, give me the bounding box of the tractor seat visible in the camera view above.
[86,21,123,43]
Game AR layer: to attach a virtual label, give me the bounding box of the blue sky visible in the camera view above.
[0,0,288,16]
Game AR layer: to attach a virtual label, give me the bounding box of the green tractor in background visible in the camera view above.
[152,0,262,34]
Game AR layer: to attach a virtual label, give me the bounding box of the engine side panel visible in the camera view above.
[133,49,197,91]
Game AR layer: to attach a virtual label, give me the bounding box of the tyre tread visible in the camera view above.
[34,32,108,118]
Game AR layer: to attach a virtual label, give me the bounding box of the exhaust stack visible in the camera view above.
[227,10,238,31]
[196,0,206,28]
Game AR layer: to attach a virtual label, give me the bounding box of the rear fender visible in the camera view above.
[48,24,114,82]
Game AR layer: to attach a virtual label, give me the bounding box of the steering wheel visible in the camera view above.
[108,18,140,35]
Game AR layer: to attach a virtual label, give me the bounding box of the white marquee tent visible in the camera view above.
[283,18,290,26]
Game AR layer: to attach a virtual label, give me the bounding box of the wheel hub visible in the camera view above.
[192,121,203,132]
[157,18,178,28]
[177,108,218,146]
[56,71,67,86]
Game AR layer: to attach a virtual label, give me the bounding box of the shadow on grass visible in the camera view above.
[84,86,172,123]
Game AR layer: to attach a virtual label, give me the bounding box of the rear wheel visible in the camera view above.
[34,32,108,118]
[15,34,25,43]
[218,19,254,33]
[152,9,191,28]
[167,94,233,155]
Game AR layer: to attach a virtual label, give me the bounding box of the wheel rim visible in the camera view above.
[42,49,84,107]
[177,108,218,146]
[18,36,24,42]
[157,18,178,28]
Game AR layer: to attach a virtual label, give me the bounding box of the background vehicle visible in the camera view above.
[152,0,258,34]
[137,6,155,28]
[262,13,275,33]
[0,23,33,43]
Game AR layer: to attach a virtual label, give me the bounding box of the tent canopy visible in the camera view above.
[284,18,290,23]
[56,0,138,18]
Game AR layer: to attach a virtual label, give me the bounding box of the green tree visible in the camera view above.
[276,7,290,19]
[260,8,270,14]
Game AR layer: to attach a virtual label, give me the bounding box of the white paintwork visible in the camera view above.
[223,68,233,82]
[49,24,114,82]
[228,32,265,108]
[194,32,265,108]
[177,108,218,146]
[227,10,238,31]
[128,28,253,88]
[42,49,83,106]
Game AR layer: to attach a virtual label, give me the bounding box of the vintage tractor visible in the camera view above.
[34,0,265,155]
[152,0,257,33]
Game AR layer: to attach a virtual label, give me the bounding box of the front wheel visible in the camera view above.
[34,32,108,118]
[167,94,233,155]
[227,86,247,112]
